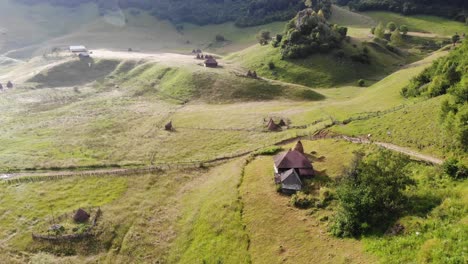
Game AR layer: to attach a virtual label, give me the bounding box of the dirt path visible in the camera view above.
[91,49,202,67]
[339,135,443,164]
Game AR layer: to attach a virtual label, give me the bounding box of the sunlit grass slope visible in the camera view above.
[228,38,408,88]
[362,11,467,36]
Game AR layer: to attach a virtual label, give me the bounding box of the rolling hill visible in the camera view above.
[0,2,466,264]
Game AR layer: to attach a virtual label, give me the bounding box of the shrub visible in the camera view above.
[387,21,397,32]
[374,22,385,39]
[215,34,225,42]
[254,146,282,156]
[442,158,468,179]
[331,150,414,237]
[257,30,271,45]
[290,192,316,208]
[399,25,409,35]
[390,29,404,46]
[357,79,365,87]
[268,61,276,70]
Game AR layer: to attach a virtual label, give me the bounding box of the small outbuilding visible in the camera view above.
[204,57,218,68]
[69,45,87,53]
[275,168,302,193]
[73,208,90,223]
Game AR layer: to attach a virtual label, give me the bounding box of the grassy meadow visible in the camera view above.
[0,3,467,263]
[240,140,377,264]
[362,11,467,37]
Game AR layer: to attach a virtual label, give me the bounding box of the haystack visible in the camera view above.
[165,121,173,131]
[278,119,286,127]
[294,140,304,154]
[267,119,281,131]
[73,208,90,223]
[6,81,13,88]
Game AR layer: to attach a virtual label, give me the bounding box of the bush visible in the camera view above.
[254,146,282,156]
[387,21,397,32]
[357,79,366,87]
[257,30,271,45]
[400,25,409,35]
[442,158,468,179]
[268,61,276,70]
[331,150,414,237]
[290,192,316,209]
[215,34,225,42]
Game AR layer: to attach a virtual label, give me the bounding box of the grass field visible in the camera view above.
[0,0,288,58]
[1,3,466,263]
[228,38,408,88]
[240,140,377,263]
[364,165,468,263]
[0,45,448,171]
[167,159,250,263]
[362,11,467,37]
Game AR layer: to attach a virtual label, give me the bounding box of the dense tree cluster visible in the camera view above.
[336,0,467,22]
[18,0,306,27]
[331,150,414,237]
[402,40,467,151]
[274,7,348,59]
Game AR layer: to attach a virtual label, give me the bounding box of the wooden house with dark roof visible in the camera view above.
[274,168,302,193]
[274,146,314,177]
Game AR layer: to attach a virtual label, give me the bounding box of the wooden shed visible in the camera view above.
[275,168,303,193]
[274,147,314,177]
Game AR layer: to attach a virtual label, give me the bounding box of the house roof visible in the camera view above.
[274,149,314,176]
[278,169,302,191]
[69,45,87,52]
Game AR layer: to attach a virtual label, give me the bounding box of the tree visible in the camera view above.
[257,30,271,45]
[331,150,414,237]
[390,29,403,46]
[399,25,409,35]
[387,21,397,32]
[317,9,325,20]
[374,22,385,39]
[358,79,365,87]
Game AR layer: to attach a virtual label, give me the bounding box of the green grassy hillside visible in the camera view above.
[228,38,409,88]
[362,11,467,36]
